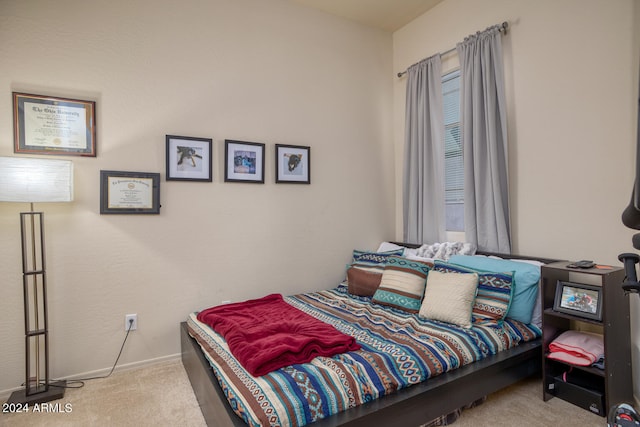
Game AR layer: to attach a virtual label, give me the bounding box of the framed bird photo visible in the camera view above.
[275,144,310,184]
[166,135,212,182]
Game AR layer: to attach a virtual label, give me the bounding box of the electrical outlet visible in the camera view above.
[125,314,137,331]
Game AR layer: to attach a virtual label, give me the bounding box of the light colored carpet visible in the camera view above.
[1,359,206,427]
[1,359,604,427]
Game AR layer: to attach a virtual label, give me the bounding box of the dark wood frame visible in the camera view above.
[181,244,558,427]
[166,135,213,182]
[224,140,265,183]
[275,144,310,184]
[99,170,161,214]
[13,92,97,157]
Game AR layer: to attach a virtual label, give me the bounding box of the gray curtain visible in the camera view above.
[456,26,511,253]
[403,55,446,244]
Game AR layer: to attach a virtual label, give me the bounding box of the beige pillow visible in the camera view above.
[419,270,478,328]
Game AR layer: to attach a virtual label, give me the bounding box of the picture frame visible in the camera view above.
[553,280,603,321]
[100,170,161,214]
[224,140,265,183]
[275,144,310,184]
[13,92,97,157]
[166,135,212,182]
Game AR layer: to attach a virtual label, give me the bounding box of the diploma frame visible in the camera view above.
[13,92,97,157]
[165,135,213,182]
[100,170,161,214]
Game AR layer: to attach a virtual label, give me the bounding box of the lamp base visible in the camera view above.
[7,380,66,405]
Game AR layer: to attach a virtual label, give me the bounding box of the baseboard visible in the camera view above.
[0,353,180,401]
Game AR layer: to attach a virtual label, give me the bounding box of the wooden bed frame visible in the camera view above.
[181,246,559,426]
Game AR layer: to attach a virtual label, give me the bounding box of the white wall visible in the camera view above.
[0,0,395,394]
[393,0,640,399]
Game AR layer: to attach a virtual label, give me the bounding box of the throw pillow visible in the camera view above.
[448,255,541,324]
[434,260,513,327]
[372,256,431,313]
[419,270,479,328]
[346,267,382,297]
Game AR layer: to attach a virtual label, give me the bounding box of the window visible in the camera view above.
[442,70,463,231]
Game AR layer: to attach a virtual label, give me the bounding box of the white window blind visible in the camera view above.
[442,69,464,231]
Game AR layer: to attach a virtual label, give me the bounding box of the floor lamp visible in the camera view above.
[0,156,73,405]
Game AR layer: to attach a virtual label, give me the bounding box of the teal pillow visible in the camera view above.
[448,255,540,324]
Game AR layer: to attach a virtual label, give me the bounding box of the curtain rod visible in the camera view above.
[396,21,509,78]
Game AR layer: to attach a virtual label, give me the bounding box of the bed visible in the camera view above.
[181,242,559,427]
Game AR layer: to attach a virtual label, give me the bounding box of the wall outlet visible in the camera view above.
[125,314,137,331]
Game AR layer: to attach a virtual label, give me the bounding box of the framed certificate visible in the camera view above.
[13,92,97,156]
[100,171,160,214]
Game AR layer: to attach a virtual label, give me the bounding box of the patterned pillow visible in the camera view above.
[350,248,405,274]
[346,267,382,297]
[419,270,479,328]
[353,248,405,263]
[448,255,540,324]
[372,256,431,313]
[434,260,513,326]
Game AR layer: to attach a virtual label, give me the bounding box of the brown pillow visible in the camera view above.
[347,267,382,296]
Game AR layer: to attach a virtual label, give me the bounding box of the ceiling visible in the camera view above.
[289,0,444,32]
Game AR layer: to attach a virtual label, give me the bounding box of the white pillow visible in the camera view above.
[406,253,433,263]
[419,270,478,328]
[376,241,406,253]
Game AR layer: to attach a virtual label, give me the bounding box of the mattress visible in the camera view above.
[187,285,541,427]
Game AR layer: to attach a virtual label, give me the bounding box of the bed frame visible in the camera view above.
[181,246,559,427]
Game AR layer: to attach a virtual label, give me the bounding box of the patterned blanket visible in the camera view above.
[187,286,540,427]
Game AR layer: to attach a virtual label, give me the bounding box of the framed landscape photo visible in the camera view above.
[13,92,97,156]
[224,140,265,183]
[100,170,161,214]
[275,144,310,184]
[553,281,602,321]
[166,135,212,182]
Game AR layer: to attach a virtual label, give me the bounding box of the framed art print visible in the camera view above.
[553,281,602,321]
[275,144,310,184]
[13,92,97,157]
[166,135,212,182]
[100,170,161,214]
[224,140,265,183]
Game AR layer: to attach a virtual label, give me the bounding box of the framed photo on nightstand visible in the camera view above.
[553,280,602,321]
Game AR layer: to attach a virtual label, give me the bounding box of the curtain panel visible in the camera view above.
[457,26,512,253]
[402,55,447,244]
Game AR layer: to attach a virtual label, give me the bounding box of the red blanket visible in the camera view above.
[196,294,361,376]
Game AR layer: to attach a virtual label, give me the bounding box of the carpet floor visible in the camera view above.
[1,359,604,426]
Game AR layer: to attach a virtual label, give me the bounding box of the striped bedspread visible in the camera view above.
[187,285,541,427]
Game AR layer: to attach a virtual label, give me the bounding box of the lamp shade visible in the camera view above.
[0,157,74,203]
